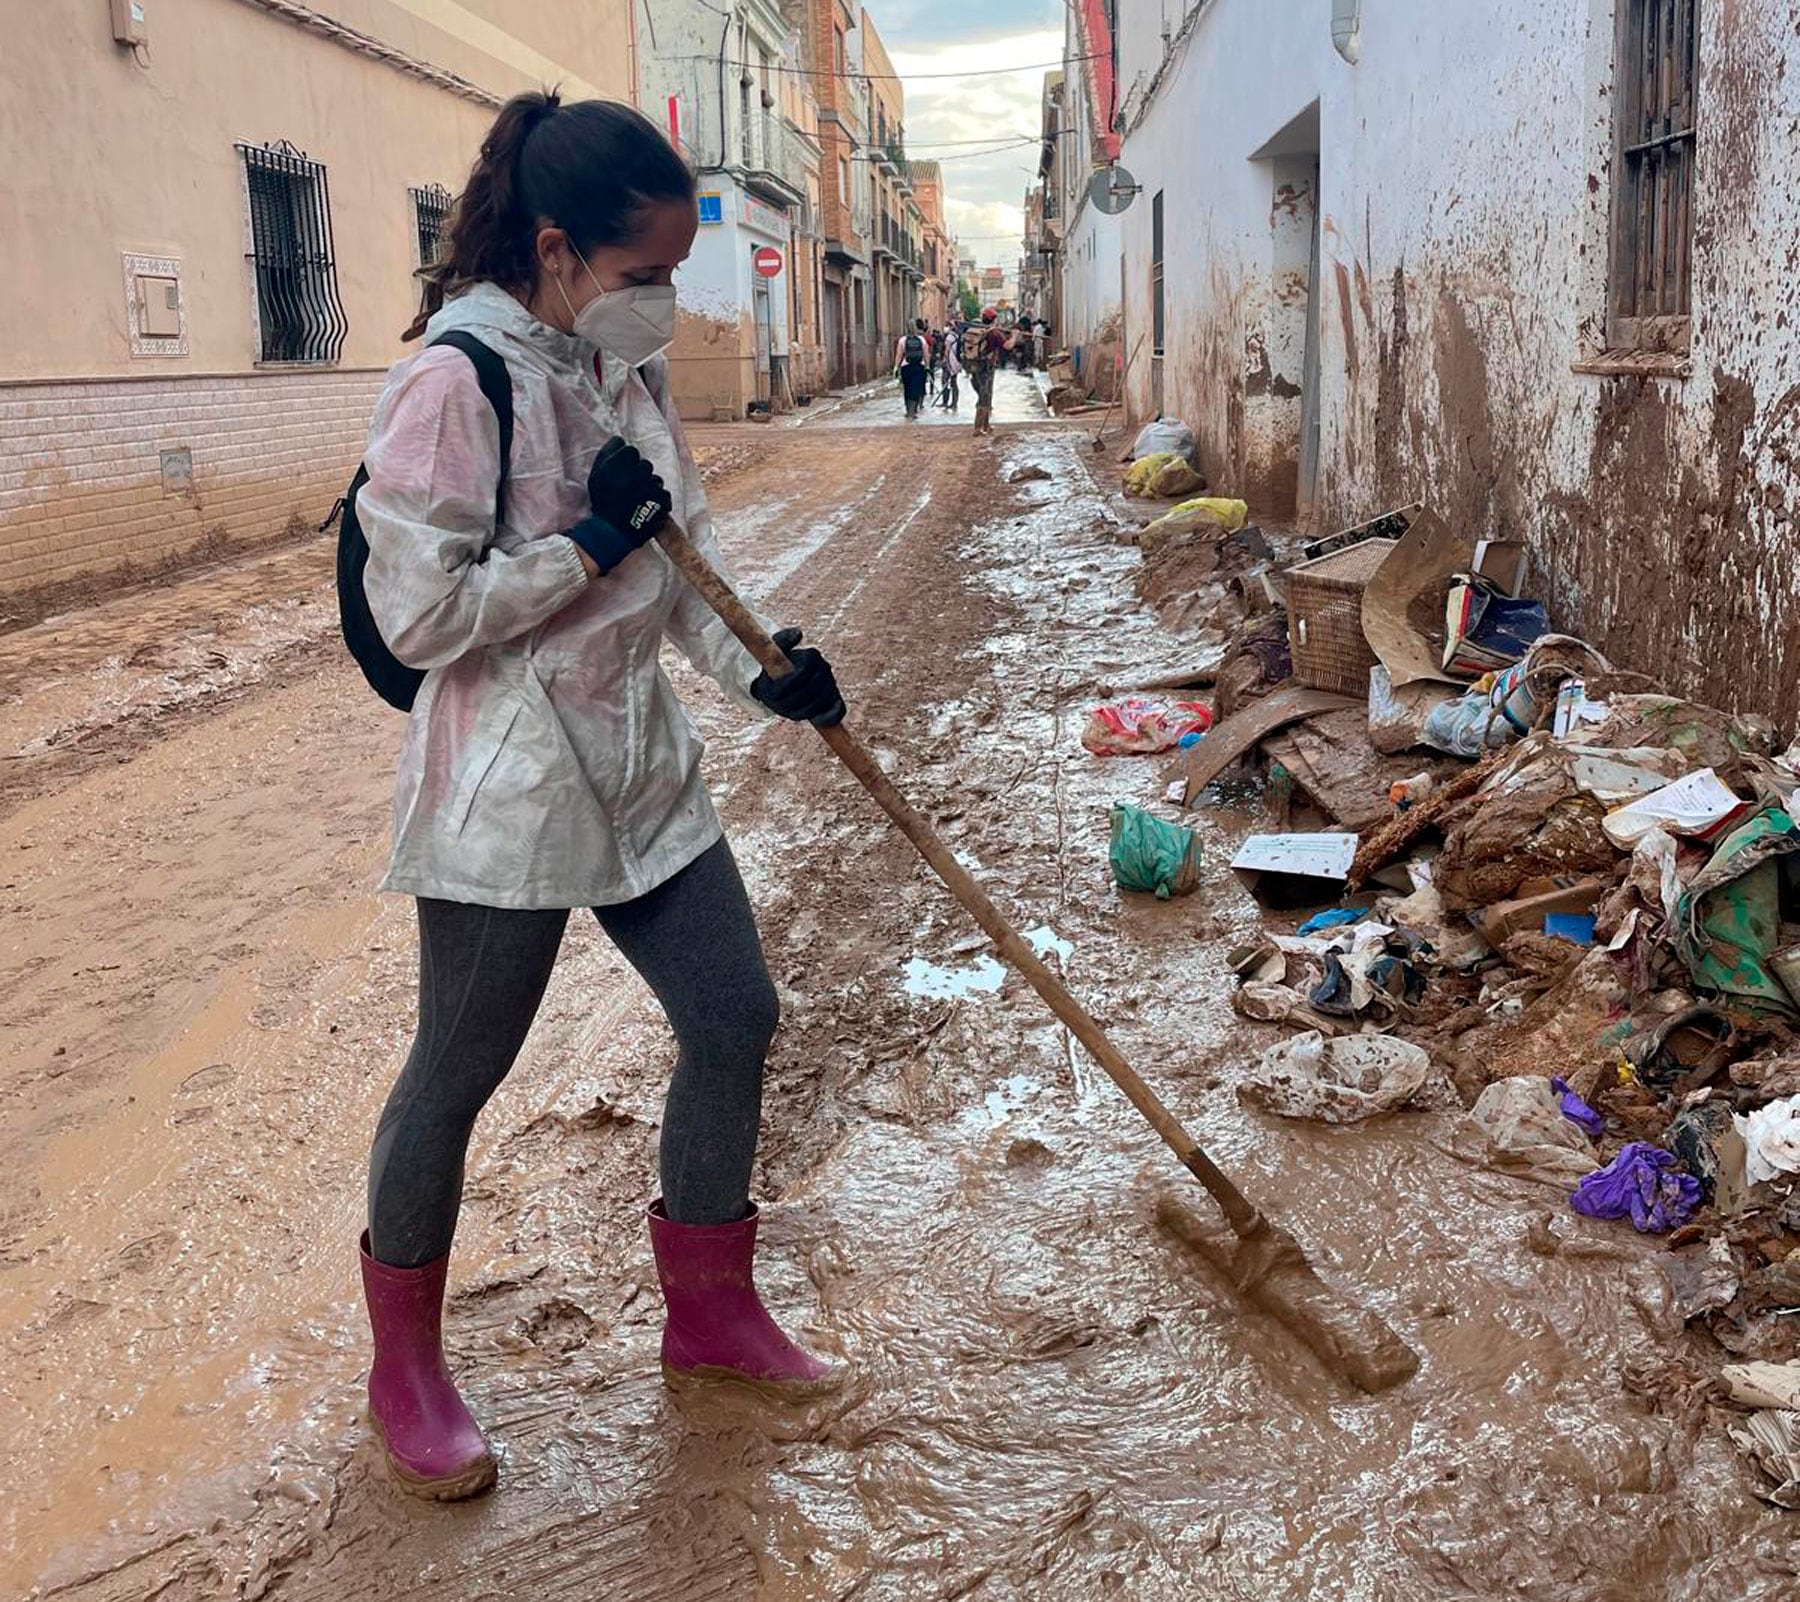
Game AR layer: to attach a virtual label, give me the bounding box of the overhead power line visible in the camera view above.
[848,139,1038,165]
[654,51,1099,84]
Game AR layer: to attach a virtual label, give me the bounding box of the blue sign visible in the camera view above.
[697,193,724,226]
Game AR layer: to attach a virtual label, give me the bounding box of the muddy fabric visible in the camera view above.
[367,838,776,1266]
[358,282,776,911]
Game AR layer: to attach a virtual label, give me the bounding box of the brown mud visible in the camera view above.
[1,370,1792,1600]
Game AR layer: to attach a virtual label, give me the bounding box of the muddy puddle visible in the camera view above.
[2,412,1792,1600]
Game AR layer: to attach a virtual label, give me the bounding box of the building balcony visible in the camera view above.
[740,116,808,209]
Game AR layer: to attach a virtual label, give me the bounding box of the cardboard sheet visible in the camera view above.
[1360,506,1474,688]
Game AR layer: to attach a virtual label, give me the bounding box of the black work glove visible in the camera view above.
[752,627,846,726]
[566,438,672,576]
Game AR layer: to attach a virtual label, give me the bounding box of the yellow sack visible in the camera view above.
[1149,458,1206,498]
[1123,451,1180,497]
[1139,497,1250,550]
[1169,496,1248,532]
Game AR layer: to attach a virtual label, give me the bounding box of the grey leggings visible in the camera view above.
[367,838,778,1267]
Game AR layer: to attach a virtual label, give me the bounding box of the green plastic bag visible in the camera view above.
[1675,806,1800,1015]
[1109,805,1203,900]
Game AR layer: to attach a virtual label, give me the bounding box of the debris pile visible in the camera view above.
[1087,464,1800,1507]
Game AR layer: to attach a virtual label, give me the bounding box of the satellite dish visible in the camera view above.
[1088,164,1140,216]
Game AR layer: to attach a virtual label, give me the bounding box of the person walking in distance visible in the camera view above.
[893,318,931,420]
[938,325,962,410]
[962,308,1006,436]
[351,91,848,1501]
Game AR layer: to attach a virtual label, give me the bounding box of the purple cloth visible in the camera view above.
[1550,1076,1605,1139]
[1569,1142,1703,1233]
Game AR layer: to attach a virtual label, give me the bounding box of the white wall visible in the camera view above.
[1109,0,1800,730]
[1058,0,1123,390]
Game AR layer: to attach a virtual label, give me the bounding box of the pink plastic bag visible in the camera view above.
[1081,698,1214,757]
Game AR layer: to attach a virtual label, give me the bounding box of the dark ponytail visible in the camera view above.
[405,90,696,339]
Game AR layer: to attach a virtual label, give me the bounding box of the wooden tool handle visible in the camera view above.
[657,521,1266,1240]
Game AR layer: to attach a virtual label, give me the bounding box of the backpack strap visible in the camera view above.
[428,330,514,525]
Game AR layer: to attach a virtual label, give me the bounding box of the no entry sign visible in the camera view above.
[752,246,783,278]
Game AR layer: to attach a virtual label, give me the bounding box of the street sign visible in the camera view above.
[1088,165,1141,216]
[752,246,783,278]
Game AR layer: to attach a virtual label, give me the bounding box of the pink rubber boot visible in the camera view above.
[359,1233,497,1499]
[648,1202,844,1397]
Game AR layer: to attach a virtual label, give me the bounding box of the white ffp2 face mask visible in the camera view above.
[556,254,677,364]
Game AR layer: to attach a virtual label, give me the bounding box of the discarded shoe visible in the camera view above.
[359,1233,497,1500]
[647,1201,843,1397]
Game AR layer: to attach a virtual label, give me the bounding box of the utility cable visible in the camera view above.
[652,50,1101,84]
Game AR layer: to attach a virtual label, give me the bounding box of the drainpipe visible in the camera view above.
[1331,0,1361,65]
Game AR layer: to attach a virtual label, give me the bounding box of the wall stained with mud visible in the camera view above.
[1113,0,1800,733]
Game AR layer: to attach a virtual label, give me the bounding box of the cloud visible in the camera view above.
[883,22,1063,271]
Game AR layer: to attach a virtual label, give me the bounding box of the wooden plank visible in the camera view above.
[1172,683,1361,807]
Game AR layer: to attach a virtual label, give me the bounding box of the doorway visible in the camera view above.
[1250,101,1321,521]
[752,276,773,406]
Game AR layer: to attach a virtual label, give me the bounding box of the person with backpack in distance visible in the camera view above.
[961,308,1008,436]
[937,324,962,410]
[340,90,847,1502]
[892,318,931,420]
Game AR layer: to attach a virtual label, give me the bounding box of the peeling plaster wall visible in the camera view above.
[1115,0,1800,731]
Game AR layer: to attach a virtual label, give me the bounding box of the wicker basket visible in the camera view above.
[1285,537,1398,695]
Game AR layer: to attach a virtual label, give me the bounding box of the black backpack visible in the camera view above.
[902,332,925,367]
[332,331,514,711]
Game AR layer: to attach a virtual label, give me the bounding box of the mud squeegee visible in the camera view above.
[657,520,1420,1395]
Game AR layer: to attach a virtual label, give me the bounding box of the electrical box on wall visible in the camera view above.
[110,0,147,46]
[138,276,180,337]
[122,252,187,357]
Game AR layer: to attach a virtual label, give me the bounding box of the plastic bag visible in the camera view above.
[1674,806,1800,1014]
[1082,698,1213,756]
[1124,451,1206,499]
[1569,1142,1703,1232]
[1123,452,1178,496]
[1368,665,1455,756]
[1735,1094,1800,1184]
[1149,458,1206,498]
[1108,805,1203,899]
[1238,1031,1431,1123]
[1472,1076,1595,1156]
[1420,660,1541,758]
[1140,496,1248,544]
[1129,418,1195,461]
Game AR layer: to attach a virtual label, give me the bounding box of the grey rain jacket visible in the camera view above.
[358,282,772,909]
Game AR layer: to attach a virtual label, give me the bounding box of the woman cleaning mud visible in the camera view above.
[352,91,847,1500]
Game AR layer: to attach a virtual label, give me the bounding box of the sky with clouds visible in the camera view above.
[872,0,1065,271]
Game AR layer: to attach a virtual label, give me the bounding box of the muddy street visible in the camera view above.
[1,381,1790,1602]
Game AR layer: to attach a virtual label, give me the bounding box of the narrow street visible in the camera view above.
[1,376,1784,1601]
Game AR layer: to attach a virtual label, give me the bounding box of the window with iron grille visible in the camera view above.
[238,141,347,365]
[411,183,453,269]
[1609,0,1698,354]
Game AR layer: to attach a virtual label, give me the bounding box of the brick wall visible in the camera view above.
[0,369,387,611]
